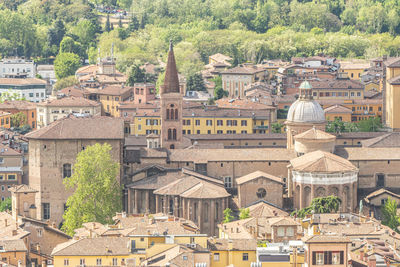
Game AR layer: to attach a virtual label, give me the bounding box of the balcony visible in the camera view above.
[253,125,269,130]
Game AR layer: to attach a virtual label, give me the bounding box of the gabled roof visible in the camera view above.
[387,75,400,85]
[180,181,230,199]
[8,184,37,193]
[0,239,27,252]
[304,235,351,243]
[294,128,336,140]
[25,115,124,140]
[361,132,400,148]
[324,104,353,114]
[385,57,400,68]
[290,150,357,173]
[246,200,288,218]
[364,188,400,204]
[236,171,283,185]
[208,238,257,251]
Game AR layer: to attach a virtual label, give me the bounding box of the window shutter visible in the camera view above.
[340,251,344,264]
[312,252,316,265]
[324,251,328,265]
[328,251,332,265]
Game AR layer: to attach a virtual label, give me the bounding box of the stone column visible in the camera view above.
[188,198,192,220]
[198,200,203,232]
[182,198,186,219]
[299,185,304,210]
[174,196,179,217]
[134,189,140,214]
[162,196,167,214]
[211,200,216,237]
[145,190,150,213]
[155,195,160,213]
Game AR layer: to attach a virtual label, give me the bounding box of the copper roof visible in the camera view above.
[25,115,124,140]
[161,42,180,94]
[236,170,283,185]
[290,150,358,173]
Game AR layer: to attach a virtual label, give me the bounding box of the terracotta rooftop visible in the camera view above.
[247,200,288,218]
[304,235,351,243]
[0,239,27,252]
[52,237,132,256]
[324,104,353,114]
[361,132,400,148]
[335,147,400,160]
[209,53,232,63]
[208,238,257,251]
[236,170,283,185]
[0,78,46,86]
[59,86,84,98]
[84,85,133,96]
[0,143,21,156]
[8,184,37,193]
[310,78,364,90]
[180,181,230,199]
[0,100,36,110]
[37,96,100,107]
[294,127,336,140]
[215,98,275,110]
[384,57,400,68]
[25,115,124,140]
[290,150,358,173]
[75,65,98,75]
[221,65,265,75]
[364,188,400,204]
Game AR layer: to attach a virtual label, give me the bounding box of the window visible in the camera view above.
[241,130,247,133]
[208,130,211,134]
[377,174,385,187]
[1,185,4,191]
[313,252,324,265]
[63,164,72,178]
[381,198,387,205]
[29,93,33,97]
[197,130,200,134]
[256,188,266,198]
[223,176,232,188]
[286,227,294,236]
[242,253,249,261]
[183,255,188,260]
[217,120,223,126]
[182,130,186,134]
[96,258,102,266]
[37,228,43,237]
[206,120,212,126]
[357,92,361,97]
[43,203,50,220]
[7,174,16,180]
[332,251,343,265]
[277,227,285,236]
[0,158,3,164]
[217,130,223,134]
[64,259,69,266]
[214,253,220,261]
[112,258,117,266]
[241,120,247,126]
[79,259,85,266]
[195,120,200,126]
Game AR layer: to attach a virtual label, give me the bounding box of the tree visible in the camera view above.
[239,208,250,219]
[59,36,82,56]
[382,197,400,233]
[10,112,27,128]
[0,197,11,212]
[48,19,66,47]
[186,73,206,92]
[127,65,146,86]
[358,117,382,132]
[105,14,111,32]
[54,76,79,91]
[128,15,140,32]
[118,16,123,28]
[326,118,345,133]
[212,76,228,99]
[54,53,81,80]
[271,122,284,133]
[62,143,122,236]
[291,196,342,218]
[223,208,234,223]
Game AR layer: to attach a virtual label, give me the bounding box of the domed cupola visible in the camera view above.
[285,81,327,150]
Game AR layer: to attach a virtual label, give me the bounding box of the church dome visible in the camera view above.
[287,99,325,123]
[286,81,325,123]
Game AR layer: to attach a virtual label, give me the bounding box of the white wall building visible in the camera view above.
[0,58,36,78]
[0,78,47,102]
[36,65,56,85]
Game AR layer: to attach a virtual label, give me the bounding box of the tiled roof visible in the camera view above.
[310,79,364,90]
[364,188,400,204]
[75,65,98,75]
[208,238,257,251]
[361,132,400,148]
[324,104,353,114]
[221,65,265,75]
[294,127,336,140]
[247,200,288,218]
[290,150,357,173]
[0,143,21,156]
[384,57,400,68]
[8,184,37,193]
[52,237,132,256]
[304,235,351,243]
[0,100,36,110]
[215,98,274,110]
[25,115,124,140]
[185,133,286,140]
[0,78,46,85]
[37,96,100,107]
[387,75,400,85]
[335,147,400,160]
[59,86,84,98]
[180,182,230,199]
[236,171,283,185]
[209,53,232,63]
[84,85,133,96]
[0,239,27,252]
[169,148,296,163]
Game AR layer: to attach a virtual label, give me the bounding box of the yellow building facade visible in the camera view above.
[210,249,257,267]
[385,58,400,130]
[133,116,271,136]
[0,111,11,128]
[53,254,142,267]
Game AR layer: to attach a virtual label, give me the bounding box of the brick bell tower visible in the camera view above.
[160,41,183,149]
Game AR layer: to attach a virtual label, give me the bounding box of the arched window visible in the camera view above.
[166,109,170,120]
[256,188,266,199]
[204,202,209,222]
[168,129,172,140]
[63,164,71,178]
[173,129,177,140]
[175,109,178,120]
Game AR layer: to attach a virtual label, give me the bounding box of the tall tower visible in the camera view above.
[160,41,183,149]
